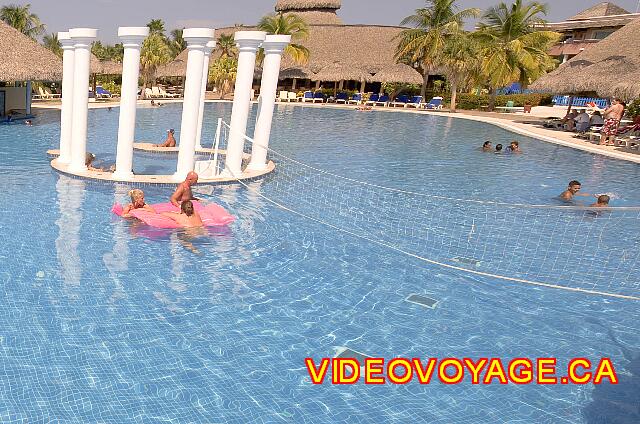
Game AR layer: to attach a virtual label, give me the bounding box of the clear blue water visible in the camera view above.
[0,103,638,423]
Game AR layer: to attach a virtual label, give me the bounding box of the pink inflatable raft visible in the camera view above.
[112,201,235,228]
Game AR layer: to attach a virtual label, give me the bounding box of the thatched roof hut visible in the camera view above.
[530,16,640,100]
[568,2,629,21]
[0,20,62,81]
[90,56,122,75]
[275,0,343,24]
[368,64,422,84]
[312,62,368,82]
[158,0,421,85]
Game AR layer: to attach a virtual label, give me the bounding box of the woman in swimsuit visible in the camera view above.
[122,189,155,217]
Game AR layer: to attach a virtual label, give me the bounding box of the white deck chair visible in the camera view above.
[278,91,289,102]
[151,86,163,98]
[287,92,297,102]
[158,86,177,98]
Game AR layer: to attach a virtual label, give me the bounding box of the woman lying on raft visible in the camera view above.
[122,189,155,217]
[161,200,203,228]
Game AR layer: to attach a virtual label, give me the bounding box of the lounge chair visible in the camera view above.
[144,88,154,98]
[287,92,297,102]
[95,86,112,99]
[391,94,410,107]
[313,92,324,103]
[151,86,164,98]
[347,93,362,105]
[375,95,390,107]
[424,97,443,110]
[299,91,314,102]
[43,88,61,99]
[365,94,379,106]
[278,91,289,102]
[335,92,348,104]
[496,100,524,113]
[158,86,177,98]
[405,96,423,108]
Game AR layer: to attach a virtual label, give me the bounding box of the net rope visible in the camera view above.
[208,121,640,301]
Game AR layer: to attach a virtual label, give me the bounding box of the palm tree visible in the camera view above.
[169,28,186,58]
[440,32,481,112]
[209,57,238,99]
[140,32,172,94]
[216,34,237,59]
[474,0,560,110]
[42,32,62,58]
[257,12,310,65]
[147,19,166,36]
[0,4,45,39]
[395,0,480,98]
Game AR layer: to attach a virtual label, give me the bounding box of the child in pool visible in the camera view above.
[122,189,155,217]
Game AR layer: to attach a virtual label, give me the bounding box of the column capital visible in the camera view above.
[183,28,215,50]
[118,27,149,46]
[262,34,291,55]
[204,40,217,55]
[234,31,266,52]
[58,31,75,49]
[69,28,98,46]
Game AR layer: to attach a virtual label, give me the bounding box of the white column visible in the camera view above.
[175,28,215,181]
[223,31,266,177]
[68,28,97,173]
[195,40,216,150]
[248,35,290,171]
[113,27,149,180]
[58,32,75,164]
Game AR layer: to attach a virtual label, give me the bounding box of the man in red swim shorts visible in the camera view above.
[599,98,625,146]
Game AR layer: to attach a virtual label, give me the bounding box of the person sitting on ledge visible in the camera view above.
[161,200,204,228]
[122,189,155,217]
[590,194,610,208]
[170,171,199,207]
[155,129,176,148]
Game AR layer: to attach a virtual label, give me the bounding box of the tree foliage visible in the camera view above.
[257,12,310,65]
[42,32,61,58]
[208,57,238,99]
[0,3,45,39]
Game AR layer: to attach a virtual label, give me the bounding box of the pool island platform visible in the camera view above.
[132,142,219,155]
[47,149,274,185]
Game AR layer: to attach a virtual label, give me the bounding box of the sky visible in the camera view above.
[16,0,640,43]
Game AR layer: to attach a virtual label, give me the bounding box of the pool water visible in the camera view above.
[0,103,638,423]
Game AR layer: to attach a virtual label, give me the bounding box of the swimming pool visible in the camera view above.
[0,103,638,422]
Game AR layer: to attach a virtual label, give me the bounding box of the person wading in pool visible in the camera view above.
[155,129,176,148]
[559,180,596,202]
[170,171,199,207]
[162,200,204,228]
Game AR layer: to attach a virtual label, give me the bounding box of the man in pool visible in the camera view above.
[495,144,503,153]
[161,200,204,228]
[170,171,199,207]
[155,129,176,148]
[590,194,610,207]
[559,180,595,202]
[482,141,492,151]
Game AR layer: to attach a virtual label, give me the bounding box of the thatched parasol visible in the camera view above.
[530,16,640,100]
[0,20,62,81]
[368,64,422,84]
[275,0,342,10]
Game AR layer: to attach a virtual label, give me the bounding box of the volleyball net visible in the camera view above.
[210,121,640,301]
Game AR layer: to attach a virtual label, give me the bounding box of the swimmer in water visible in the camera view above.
[506,141,521,154]
[559,180,595,202]
[122,189,155,217]
[495,144,503,153]
[590,194,610,207]
[170,171,199,207]
[161,200,204,228]
[482,141,492,151]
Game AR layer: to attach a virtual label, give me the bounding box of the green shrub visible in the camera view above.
[100,81,121,95]
[626,99,640,118]
[445,93,554,110]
